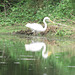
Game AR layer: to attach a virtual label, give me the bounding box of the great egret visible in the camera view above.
[25,17,54,32]
[25,42,52,59]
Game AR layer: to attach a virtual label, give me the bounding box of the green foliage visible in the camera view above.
[56,28,72,36]
[0,0,74,24]
[52,0,73,18]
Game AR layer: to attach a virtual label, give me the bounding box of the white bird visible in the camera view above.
[25,17,54,33]
[25,42,52,59]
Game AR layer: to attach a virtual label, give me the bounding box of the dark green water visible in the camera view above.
[0,34,75,75]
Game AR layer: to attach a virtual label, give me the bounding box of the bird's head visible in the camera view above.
[44,17,54,23]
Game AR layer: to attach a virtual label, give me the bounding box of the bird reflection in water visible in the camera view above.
[25,42,52,59]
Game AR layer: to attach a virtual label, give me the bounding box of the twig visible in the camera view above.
[67,19,75,24]
[70,13,75,17]
[54,22,68,26]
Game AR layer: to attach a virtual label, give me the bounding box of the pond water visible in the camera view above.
[0,34,75,75]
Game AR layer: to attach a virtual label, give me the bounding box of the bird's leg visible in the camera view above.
[34,31,36,36]
[32,30,35,35]
[35,31,38,36]
[32,30,38,36]
[32,30,36,35]
[32,30,35,32]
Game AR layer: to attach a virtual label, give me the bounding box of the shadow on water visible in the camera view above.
[0,34,75,75]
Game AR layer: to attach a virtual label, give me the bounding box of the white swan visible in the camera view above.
[25,17,54,32]
[25,42,52,58]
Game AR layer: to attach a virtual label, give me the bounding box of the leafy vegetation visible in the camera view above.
[0,0,74,24]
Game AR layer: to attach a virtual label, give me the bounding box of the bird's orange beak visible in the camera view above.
[49,19,54,23]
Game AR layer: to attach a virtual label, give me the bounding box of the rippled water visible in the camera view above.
[0,34,75,75]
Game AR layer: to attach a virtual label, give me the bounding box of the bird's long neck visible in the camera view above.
[43,19,47,31]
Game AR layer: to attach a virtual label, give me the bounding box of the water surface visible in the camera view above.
[0,34,75,75]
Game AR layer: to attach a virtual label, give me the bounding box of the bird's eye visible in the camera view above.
[46,19,50,22]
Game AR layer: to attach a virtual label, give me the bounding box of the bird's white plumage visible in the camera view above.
[26,23,43,31]
[25,42,43,51]
[25,42,51,58]
[26,17,54,32]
